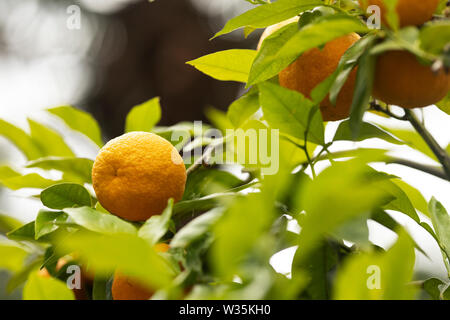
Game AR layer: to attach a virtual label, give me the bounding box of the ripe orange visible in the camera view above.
[358,0,439,27]
[111,243,170,300]
[373,50,450,108]
[92,132,186,221]
[258,19,360,121]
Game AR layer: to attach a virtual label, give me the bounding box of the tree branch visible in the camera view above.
[403,108,450,180]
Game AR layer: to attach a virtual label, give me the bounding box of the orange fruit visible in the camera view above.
[92,132,186,221]
[258,19,360,121]
[373,50,450,108]
[111,244,169,300]
[358,0,439,27]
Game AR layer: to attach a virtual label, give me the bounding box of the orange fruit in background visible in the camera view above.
[92,132,186,222]
[258,19,360,121]
[373,50,450,108]
[111,243,170,300]
[358,0,439,27]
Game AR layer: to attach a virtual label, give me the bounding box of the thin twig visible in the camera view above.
[403,108,450,180]
[369,101,407,121]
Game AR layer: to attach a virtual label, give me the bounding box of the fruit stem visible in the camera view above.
[403,108,450,180]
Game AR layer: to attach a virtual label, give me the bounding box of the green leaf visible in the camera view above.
[419,21,450,55]
[0,119,43,160]
[58,232,174,290]
[259,82,324,144]
[92,274,113,300]
[393,179,429,216]
[293,160,387,263]
[35,210,68,240]
[0,242,28,272]
[27,119,74,157]
[26,157,94,184]
[227,89,260,128]
[423,278,450,300]
[63,207,137,235]
[248,14,369,85]
[23,272,75,300]
[0,166,61,190]
[187,50,257,83]
[213,0,322,38]
[334,120,403,144]
[349,49,375,138]
[171,208,223,248]
[183,168,243,200]
[428,198,450,260]
[125,97,162,133]
[436,92,450,115]
[47,106,103,147]
[7,222,36,241]
[138,199,173,246]
[0,214,23,233]
[41,183,92,210]
[334,229,417,300]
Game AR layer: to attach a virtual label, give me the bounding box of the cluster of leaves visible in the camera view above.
[0,0,450,300]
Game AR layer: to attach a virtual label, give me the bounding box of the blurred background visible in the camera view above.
[0,0,449,299]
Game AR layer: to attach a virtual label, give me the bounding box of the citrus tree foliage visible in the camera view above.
[0,0,450,300]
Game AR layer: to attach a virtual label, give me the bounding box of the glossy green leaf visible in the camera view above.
[428,198,450,260]
[26,157,94,184]
[393,179,429,216]
[349,48,375,138]
[0,166,61,190]
[7,222,36,241]
[213,0,322,38]
[47,106,103,147]
[334,120,403,144]
[23,272,74,300]
[248,15,369,85]
[187,50,257,83]
[27,119,74,157]
[419,21,450,55]
[138,199,173,246]
[227,89,260,128]
[0,119,43,160]
[35,210,68,240]
[41,183,92,210]
[125,97,162,133]
[63,207,137,235]
[171,208,223,248]
[259,82,324,144]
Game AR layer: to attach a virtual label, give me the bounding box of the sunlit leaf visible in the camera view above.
[213,0,321,38]
[47,105,103,147]
[260,82,324,144]
[227,89,260,128]
[0,242,28,272]
[428,198,450,260]
[125,97,161,133]
[35,210,68,240]
[334,229,417,300]
[138,199,173,246]
[27,119,74,157]
[0,119,43,160]
[63,207,137,235]
[23,271,74,300]
[0,166,61,190]
[334,120,403,144]
[187,50,257,83]
[26,157,94,184]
